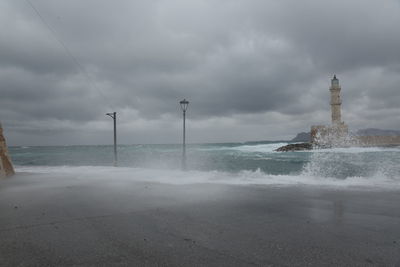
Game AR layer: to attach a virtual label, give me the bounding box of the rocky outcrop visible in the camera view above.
[275,143,313,152]
[0,123,15,178]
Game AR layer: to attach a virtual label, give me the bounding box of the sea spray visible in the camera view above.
[15,164,400,190]
[9,143,400,189]
[302,146,400,181]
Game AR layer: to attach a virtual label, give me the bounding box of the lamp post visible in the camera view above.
[106,112,117,167]
[179,99,189,170]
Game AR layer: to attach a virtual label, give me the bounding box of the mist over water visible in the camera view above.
[9,142,400,189]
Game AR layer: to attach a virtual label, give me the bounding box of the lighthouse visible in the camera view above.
[330,75,342,125]
[310,75,348,145]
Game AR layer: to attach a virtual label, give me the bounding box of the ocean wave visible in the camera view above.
[196,143,289,153]
[15,165,400,190]
[311,146,400,153]
[230,143,289,153]
[208,143,400,154]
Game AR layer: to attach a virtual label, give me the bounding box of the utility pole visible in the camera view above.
[106,112,117,166]
[179,99,189,170]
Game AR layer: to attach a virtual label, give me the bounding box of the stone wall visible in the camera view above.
[311,124,400,147]
[310,124,349,146]
[0,124,15,178]
[356,136,400,146]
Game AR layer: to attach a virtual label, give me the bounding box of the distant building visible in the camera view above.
[310,76,400,147]
[311,75,349,145]
[277,75,400,151]
[330,75,344,126]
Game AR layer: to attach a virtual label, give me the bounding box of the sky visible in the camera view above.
[1,0,400,146]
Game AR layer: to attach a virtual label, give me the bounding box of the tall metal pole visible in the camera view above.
[182,109,186,170]
[179,99,189,171]
[113,112,117,167]
[106,112,117,167]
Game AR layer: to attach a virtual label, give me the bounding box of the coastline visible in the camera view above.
[1,172,400,266]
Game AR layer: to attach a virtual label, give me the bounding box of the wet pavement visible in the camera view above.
[1,172,400,266]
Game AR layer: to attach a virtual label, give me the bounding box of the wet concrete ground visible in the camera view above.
[1,172,400,266]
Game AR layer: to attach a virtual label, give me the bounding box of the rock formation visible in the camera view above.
[0,123,15,178]
[275,143,312,152]
[291,132,311,142]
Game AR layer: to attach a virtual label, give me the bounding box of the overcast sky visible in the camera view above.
[1,0,400,145]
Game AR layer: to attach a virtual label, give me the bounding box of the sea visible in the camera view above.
[9,142,400,189]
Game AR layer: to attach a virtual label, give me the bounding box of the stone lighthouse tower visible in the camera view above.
[330,75,342,125]
[310,75,348,145]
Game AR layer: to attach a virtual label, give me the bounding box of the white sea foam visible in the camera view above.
[229,143,400,154]
[198,143,290,153]
[228,143,289,153]
[15,165,400,190]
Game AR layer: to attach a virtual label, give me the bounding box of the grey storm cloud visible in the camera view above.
[1,0,400,145]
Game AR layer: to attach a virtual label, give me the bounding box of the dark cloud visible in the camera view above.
[1,0,399,145]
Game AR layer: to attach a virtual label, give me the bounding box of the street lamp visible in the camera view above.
[106,112,117,167]
[179,99,189,170]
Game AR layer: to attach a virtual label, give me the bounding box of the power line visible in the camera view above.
[24,0,112,109]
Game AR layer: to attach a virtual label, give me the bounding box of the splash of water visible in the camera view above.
[301,147,400,184]
[15,162,400,190]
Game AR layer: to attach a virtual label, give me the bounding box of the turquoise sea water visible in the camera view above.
[9,142,400,188]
